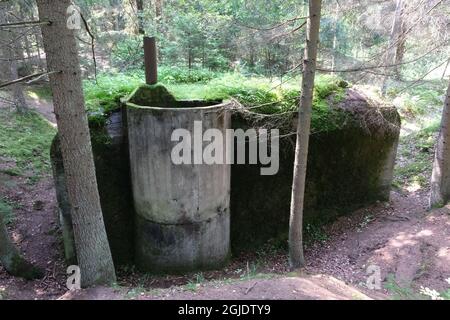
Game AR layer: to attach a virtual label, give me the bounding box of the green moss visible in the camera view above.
[0,109,56,176]
[83,73,352,134]
[9,254,44,280]
[125,83,178,107]
[0,198,14,225]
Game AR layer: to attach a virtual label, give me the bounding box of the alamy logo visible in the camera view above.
[66,5,81,30]
[66,265,81,290]
[366,264,381,290]
[171,121,280,175]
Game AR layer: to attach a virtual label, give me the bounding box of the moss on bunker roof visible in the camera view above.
[125,83,178,107]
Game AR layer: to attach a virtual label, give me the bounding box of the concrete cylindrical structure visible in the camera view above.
[126,101,231,273]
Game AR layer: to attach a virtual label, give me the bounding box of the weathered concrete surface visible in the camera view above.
[135,213,229,273]
[126,91,231,272]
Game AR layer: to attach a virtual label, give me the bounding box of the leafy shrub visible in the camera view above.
[159,66,219,84]
[83,73,143,115]
[110,36,144,71]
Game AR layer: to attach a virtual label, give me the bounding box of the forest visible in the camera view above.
[0,0,449,303]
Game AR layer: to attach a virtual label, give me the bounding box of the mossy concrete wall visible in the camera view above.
[230,89,400,251]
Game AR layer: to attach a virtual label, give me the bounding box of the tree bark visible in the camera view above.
[36,0,116,287]
[0,1,28,113]
[331,0,340,74]
[136,0,144,35]
[381,0,405,94]
[154,0,164,61]
[289,0,322,269]
[430,80,450,207]
[0,213,43,280]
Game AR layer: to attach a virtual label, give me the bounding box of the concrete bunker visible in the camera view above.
[51,83,401,272]
[125,84,231,273]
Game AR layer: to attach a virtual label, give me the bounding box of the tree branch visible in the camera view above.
[0,71,60,89]
[0,20,51,29]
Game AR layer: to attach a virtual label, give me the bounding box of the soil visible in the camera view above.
[0,92,449,300]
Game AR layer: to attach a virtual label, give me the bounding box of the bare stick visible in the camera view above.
[0,71,60,89]
[0,20,50,28]
[79,12,98,83]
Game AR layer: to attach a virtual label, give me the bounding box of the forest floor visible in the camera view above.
[0,87,449,300]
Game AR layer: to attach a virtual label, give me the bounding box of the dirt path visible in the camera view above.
[306,189,450,297]
[25,93,56,125]
[1,93,449,300]
[0,169,66,300]
[59,274,377,300]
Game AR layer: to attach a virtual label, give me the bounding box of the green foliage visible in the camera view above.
[83,72,351,134]
[0,198,14,225]
[0,109,56,176]
[394,119,440,188]
[110,35,143,71]
[83,73,143,113]
[83,73,143,126]
[159,66,219,84]
[388,83,445,118]
[320,17,352,56]
[385,274,450,300]
[384,274,423,300]
[304,223,329,244]
[26,86,52,100]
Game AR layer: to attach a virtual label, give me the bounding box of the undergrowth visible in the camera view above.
[0,198,14,224]
[0,109,56,178]
[82,72,350,132]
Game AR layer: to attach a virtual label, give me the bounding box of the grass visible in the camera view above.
[304,223,329,244]
[184,273,206,292]
[26,70,353,134]
[393,118,440,189]
[385,274,450,300]
[384,274,423,300]
[388,83,445,119]
[0,109,56,178]
[26,85,52,101]
[392,82,443,190]
[82,71,350,135]
[0,198,14,224]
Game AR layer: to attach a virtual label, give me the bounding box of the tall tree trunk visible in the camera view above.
[289,0,322,269]
[155,0,163,32]
[381,0,404,94]
[0,2,28,113]
[9,46,28,114]
[36,0,116,287]
[430,81,450,207]
[331,0,340,74]
[136,0,144,35]
[0,213,43,280]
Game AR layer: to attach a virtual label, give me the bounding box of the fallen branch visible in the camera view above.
[0,71,60,89]
[0,20,51,29]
